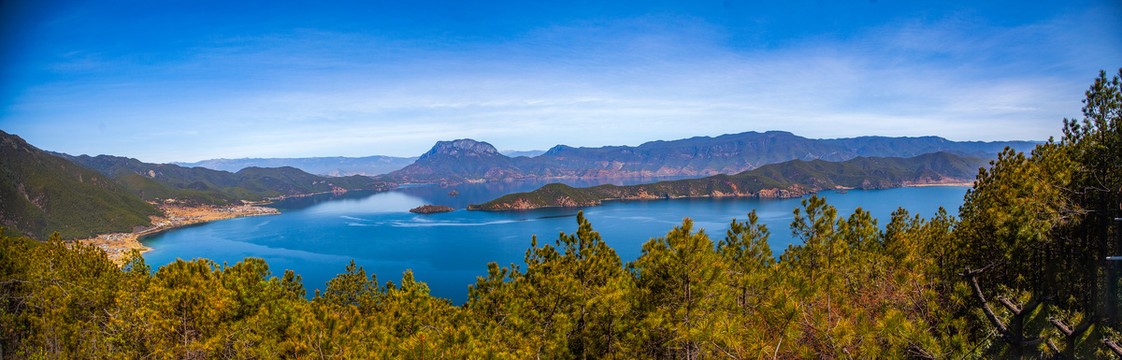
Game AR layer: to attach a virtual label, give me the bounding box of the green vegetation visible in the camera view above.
[0,133,389,240]
[473,182,617,210]
[409,205,456,214]
[3,203,973,358]
[470,152,987,210]
[0,131,159,240]
[59,154,388,206]
[1,70,1120,358]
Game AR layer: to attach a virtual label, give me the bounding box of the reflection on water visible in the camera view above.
[143,182,969,304]
[377,177,692,209]
[270,190,383,210]
[269,177,693,211]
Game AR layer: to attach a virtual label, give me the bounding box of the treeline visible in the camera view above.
[1,70,1119,358]
[0,205,967,358]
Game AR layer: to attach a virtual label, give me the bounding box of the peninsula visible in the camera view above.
[468,152,985,211]
[78,203,279,264]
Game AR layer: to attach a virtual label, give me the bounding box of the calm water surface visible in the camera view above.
[143,181,969,303]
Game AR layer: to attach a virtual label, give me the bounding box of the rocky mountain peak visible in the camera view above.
[542,145,574,156]
[421,139,501,159]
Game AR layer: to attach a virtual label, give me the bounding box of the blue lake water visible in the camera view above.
[142,181,969,303]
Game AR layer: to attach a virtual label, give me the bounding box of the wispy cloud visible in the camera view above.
[2,5,1118,162]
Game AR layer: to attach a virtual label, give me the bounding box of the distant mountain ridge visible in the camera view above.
[469,152,987,211]
[174,155,417,176]
[0,131,159,240]
[379,131,1037,184]
[501,150,546,158]
[58,154,389,206]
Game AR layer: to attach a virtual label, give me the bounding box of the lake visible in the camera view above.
[142,181,970,303]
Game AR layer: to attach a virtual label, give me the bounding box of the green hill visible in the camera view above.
[59,154,389,206]
[0,131,160,240]
[469,152,986,210]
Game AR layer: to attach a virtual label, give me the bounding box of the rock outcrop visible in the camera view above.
[409,205,455,214]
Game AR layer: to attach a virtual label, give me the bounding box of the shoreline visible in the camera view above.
[79,204,279,265]
[266,188,351,201]
[904,181,975,187]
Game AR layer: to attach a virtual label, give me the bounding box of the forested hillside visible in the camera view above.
[0,131,159,240]
[0,70,1119,358]
[59,154,388,205]
[470,152,986,210]
[0,137,391,240]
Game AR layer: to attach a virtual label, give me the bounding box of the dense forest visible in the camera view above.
[1,70,1119,358]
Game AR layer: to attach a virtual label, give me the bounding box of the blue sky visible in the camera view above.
[1,0,1119,163]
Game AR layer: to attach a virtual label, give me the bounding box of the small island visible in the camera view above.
[409,204,455,214]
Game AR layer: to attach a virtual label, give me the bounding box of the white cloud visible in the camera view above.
[3,9,1117,162]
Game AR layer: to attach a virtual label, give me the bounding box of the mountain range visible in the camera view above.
[176,152,546,176]
[378,131,1036,184]
[174,155,417,176]
[57,153,388,206]
[0,128,1037,239]
[468,152,987,211]
[501,150,546,158]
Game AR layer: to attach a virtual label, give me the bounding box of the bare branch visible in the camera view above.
[995,296,1020,314]
[1048,318,1073,336]
[906,343,936,360]
[1104,339,1122,357]
[962,267,1007,333]
[959,264,993,277]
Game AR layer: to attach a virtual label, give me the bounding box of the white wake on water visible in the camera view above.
[390,219,529,228]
